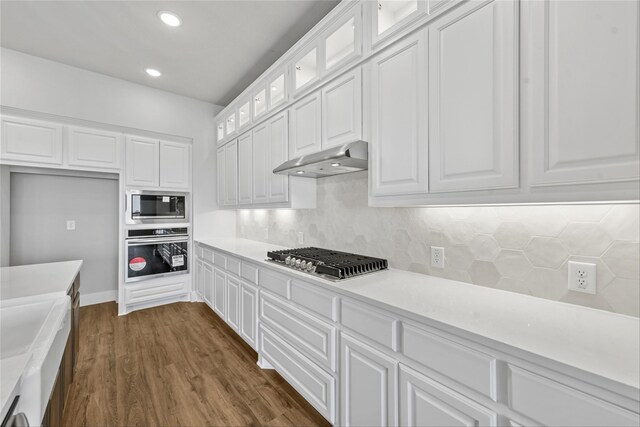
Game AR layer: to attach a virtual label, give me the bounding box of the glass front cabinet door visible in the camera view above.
[372,0,427,48]
[292,44,320,95]
[238,100,251,129]
[225,110,237,137]
[253,87,267,120]
[268,71,287,110]
[324,3,362,72]
[216,120,225,145]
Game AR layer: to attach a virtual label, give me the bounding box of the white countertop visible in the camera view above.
[0,260,82,301]
[196,238,640,390]
[0,354,31,421]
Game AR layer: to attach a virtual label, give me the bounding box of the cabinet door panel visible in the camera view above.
[126,136,159,187]
[252,123,269,204]
[370,30,428,196]
[0,116,63,165]
[216,147,225,207]
[240,281,258,349]
[341,333,397,426]
[203,263,213,307]
[269,112,289,203]
[213,267,226,318]
[525,0,639,186]
[195,260,204,298]
[224,140,238,206]
[399,364,497,427]
[429,0,518,192]
[289,93,322,158]
[67,126,122,170]
[238,132,253,205]
[226,275,240,332]
[322,68,362,149]
[160,141,190,189]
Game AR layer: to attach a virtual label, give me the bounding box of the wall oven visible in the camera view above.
[125,227,189,282]
[125,190,188,225]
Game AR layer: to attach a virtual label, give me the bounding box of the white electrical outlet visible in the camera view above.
[298,232,304,245]
[431,246,444,269]
[568,261,596,294]
[66,220,76,231]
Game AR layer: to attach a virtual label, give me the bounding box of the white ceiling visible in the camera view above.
[0,1,339,106]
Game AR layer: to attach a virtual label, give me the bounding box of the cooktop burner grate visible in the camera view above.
[266,247,388,280]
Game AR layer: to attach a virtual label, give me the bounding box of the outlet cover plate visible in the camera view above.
[568,261,596,294]
[431,246,444,269]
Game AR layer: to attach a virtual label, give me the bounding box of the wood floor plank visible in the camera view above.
[61,302,330,427]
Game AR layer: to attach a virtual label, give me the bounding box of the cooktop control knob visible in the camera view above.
[306,263,314,272]
[295,259,302,268]
[285,256,292,265]
[300,260,307,269]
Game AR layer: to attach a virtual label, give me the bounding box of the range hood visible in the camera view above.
[273,140,368,178]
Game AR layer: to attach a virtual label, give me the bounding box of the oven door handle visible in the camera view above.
[126,237,188,245]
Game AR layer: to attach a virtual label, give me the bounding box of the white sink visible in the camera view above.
[0,294,71,425]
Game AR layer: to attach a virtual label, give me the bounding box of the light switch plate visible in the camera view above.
[66,220,76,231]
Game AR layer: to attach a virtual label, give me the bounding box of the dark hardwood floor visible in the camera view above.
[62,302,330,427]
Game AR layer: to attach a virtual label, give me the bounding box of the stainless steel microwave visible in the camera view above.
[125,190,189,224]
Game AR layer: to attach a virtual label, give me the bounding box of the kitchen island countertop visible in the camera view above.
[0,260,83,301]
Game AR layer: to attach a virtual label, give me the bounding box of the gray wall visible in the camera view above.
[0,166,10,267]
[10,173,118,298]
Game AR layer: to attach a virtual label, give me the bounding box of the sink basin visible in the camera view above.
[0,294,71,425]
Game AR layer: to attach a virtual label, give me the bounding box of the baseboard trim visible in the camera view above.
[81,290,117,307]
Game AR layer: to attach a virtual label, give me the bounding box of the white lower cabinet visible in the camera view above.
[260,324,336,423]
[226,274,240,332]
[340,332,397,427]
[213,266,226,318]
[195,259,204,299]
[239,280,258,349]
[203,262,213,307]
[399,364,497,427]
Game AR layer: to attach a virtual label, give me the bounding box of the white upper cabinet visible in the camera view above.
[370,29,428,197]
[159,140,190,189]
[324,3,363,73]
[289,92,322,158]
[428,0,519,193]
[225,110,237,137]
[216,120,225,145]
[292,43,320,95]
[252,122,270,204]
[268,111,289,203]
[238,132,253,205]
[126,136,160,187]
[322,68,362,149]
[524,0,639,187]
[371,0,427,48]
[216,146,225,207]
[67,126,122,171]
[238,101,251,130]
[253,86,268,120]
[224,139,238,206]
[268,70,288,111]
[0,116,63,165]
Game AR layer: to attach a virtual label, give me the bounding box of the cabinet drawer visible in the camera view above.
[226,255,241,277]
[260,292,336,371]
[260,325,335,423]
[399,364,497,427]
[125,280,188,305]
[401,322,497,400]
[290,279,338,322]
[195,244,204,260]
[201,247,214,264]
[241,261,259,284]
[213,251,227,269]
[341,299,398,351]
[259,268,290,299]
[508,365,639,427]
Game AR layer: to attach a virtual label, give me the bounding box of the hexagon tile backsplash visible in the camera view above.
[237,172,640,317]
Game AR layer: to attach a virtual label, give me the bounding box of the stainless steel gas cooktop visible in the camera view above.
[266,247,388,281]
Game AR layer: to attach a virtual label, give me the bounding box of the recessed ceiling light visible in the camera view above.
[331,162,341,167]
[296,171,305,174]
[158,11,182,27]
[145,68,162,77]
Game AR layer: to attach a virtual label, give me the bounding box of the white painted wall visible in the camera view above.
[0,166,10,267]
[0,47,235,239]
